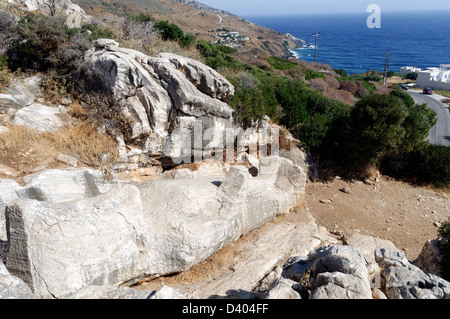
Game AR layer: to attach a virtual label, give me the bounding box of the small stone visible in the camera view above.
[340,187,351,194]
[248,166,259,177]
[56,154,78,167]
[0,164,19,177]
[372,287,387,299]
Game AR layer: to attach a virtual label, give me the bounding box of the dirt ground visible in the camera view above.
[305,176,450,260]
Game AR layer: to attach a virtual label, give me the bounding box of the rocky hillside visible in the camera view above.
[173,0,237,16]
[71,0,304,60]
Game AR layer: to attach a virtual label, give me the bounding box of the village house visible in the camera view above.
[416,64,450,91]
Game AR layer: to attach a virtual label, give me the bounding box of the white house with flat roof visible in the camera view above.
[400,66,422,75]
[416,64,450,91]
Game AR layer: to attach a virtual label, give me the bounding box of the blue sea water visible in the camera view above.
[243,11,450,75]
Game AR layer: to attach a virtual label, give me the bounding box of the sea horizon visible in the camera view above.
[243,10,450,74]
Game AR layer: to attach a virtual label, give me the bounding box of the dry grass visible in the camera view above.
[142,38,205,62]
[41,71,71,105]
[103,14,205,62]
[49,122,119,167]
[0,120,119,178]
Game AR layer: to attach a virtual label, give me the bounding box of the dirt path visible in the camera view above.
[305,176,450,260]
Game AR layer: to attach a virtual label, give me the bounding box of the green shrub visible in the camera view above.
[389,90,415,108]
[128,13,155,24]
[267,56,297,71]
[360,81,376,94]
[81,24,113,42]
[216,45,238,54]
[405,72,418,80]
[228,71,280,127]
[438,219,450,281]
[154,20,196,47]
[8,14,68,71]
[342,94,409,171]
[0,55,11,89]
[196,40,244,70]
[154,20,184,41]
[304,69,326,80]
[333,68,348,77]
[381,143,450,188]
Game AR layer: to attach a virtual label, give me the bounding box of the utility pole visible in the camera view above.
[383,52,391,85]
[312,32,320,62]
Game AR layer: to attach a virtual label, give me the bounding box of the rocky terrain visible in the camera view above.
[71,0,304,59]
[0,0,449,300]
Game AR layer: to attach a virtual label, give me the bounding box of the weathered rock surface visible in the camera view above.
[0,168,117,240]
[175,212,338,299]
[283,245,373,299]
[68,284,186,299]
[0,75,43,114]
[413,239,444,277]
[7,0,93,24]
[85,40,241,162]
[0,262,37,299]
[2,156,307,298]
[263,243,450,299]
[376,248,450,299]
[136,157,306,276]
[5,184,151,298]
[12,103,66,132]
[0,179,23,241]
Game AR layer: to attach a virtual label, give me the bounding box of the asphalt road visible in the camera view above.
[406,90,450,147]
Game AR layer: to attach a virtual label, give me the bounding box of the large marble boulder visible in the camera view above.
[5,184,151,298]
[85,40,236,161]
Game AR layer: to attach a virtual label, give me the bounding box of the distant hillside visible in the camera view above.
[71,0,303,61]
[173,0,236,16]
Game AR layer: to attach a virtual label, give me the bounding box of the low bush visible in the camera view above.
[405,72,418,80]
[80,24,113,42]
[196,40,245,70]
[339,80,358,94]
[381,143,450,188]
[154,20,195,47]
[0,55,11,90]
[333,68,347,77]
[304,68,326,80]
[267,56,298,71]
[7,14,68,72]
[128,13,156,24]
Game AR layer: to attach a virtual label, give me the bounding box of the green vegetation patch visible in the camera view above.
[267,56,298,71]
[304,68,326,80]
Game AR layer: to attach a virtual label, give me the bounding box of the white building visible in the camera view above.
[400,66,422,75]
[228,32,239,37]
[416,64,450,91]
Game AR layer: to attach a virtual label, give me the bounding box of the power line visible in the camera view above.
[383,52,391,86]
[312,32,320,62]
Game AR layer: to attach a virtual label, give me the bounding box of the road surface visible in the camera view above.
[406,90,450,147]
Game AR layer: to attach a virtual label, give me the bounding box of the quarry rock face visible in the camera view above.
[1,36,448,300]
[2,156,306,298]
